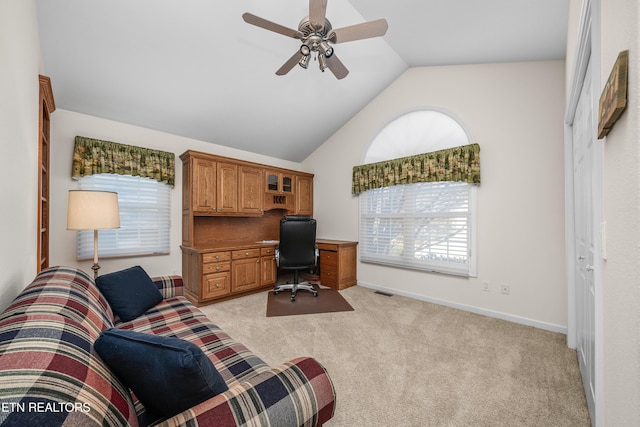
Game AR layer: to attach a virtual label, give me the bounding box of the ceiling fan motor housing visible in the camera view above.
[298,17,334,58]
[299,17,332,38]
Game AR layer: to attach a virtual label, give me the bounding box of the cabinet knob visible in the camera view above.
[215,283,220,288]
[216,265,220,270]
[256,259,260,263]
[245,252,249,256]
[215,255,220,259]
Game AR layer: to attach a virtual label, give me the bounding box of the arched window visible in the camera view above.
[358,110,478,276]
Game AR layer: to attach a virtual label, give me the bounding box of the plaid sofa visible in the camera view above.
[0,266,336,426]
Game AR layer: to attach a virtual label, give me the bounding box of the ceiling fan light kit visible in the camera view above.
[242,0,388,79]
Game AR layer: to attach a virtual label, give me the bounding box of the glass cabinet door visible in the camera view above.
[265,170,294,194]
[267,173,279,192]
[282,175,293,193]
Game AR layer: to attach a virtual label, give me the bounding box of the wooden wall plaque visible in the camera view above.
[598,50,629,139]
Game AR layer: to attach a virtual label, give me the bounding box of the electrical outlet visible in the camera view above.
[483,282,490,292]
[500,285,510,295]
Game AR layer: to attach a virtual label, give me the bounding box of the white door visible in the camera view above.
[572,58,596,423]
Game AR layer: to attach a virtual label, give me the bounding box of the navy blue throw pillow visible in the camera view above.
[94,328,228,418]
[96,266,163,321]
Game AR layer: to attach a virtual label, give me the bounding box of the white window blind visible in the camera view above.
[77,174,171,259]
[360,181,476,276]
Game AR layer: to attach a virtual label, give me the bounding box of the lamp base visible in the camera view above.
[91,263,100,279]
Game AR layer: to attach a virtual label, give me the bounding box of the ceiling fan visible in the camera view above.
[242,0,388,79]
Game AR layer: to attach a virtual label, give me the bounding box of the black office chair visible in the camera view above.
[273,215,319,301]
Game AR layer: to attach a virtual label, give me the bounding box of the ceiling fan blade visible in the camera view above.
[328,18,388,44]
[242,13,302,39]
[325,53,349,80]
[309,0,328,28]
[276,51,305,76]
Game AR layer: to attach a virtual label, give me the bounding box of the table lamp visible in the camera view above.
[67,190,120,279]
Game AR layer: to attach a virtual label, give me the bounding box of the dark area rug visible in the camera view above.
[266,288,354,317]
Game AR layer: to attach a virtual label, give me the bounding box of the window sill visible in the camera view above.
[360,257,473,278]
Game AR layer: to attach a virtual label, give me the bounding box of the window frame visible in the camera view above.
[359,181,477,277]
[75,173,171,260]
[358,109,477,277]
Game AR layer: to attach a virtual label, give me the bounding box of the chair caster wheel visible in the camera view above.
[313,293,318,297]
[274,291,279,295]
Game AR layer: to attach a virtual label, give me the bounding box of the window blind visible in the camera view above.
[77,174,171,259]
[360,181,475,276]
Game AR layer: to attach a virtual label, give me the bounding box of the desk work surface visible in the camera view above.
[183,239,357,252]
[182,241,278,253]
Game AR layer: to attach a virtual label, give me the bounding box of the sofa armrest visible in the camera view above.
[152,275,184,299]
[155,357,336,427]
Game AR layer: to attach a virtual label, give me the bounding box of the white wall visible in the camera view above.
[0,0,41,311]
[599,0,640,423]
[565,0,640,423]
[304,61,567,331]
[49,109,306,278]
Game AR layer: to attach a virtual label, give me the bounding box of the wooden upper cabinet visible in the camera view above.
[216,162,238,213]
[185,157,242,215]
[239,166,263,214]
[295,174,313,216]
[264,168,296,211]
[265,169,294,194]
[180,150,313,218]
[192,157,217,213]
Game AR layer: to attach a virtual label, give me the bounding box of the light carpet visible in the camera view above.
[199,286,590,426]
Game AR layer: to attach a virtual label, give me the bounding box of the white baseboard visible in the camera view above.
[357,281,567,335]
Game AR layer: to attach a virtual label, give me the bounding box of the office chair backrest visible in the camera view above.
[278,215,317,269]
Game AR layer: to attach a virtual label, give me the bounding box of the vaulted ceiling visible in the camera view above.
[36,0,569,162]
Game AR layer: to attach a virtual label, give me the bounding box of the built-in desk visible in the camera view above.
[181,242,277,306]
[182,239,358,306]
[316,239,358,290]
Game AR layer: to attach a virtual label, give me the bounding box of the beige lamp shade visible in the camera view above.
[67,190,120,230]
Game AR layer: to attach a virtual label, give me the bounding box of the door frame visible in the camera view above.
[564,0,603,425]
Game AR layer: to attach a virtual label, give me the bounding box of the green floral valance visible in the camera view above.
[71,136,175,186]
[352,143,480,195]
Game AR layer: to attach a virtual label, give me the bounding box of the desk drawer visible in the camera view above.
[232,248,261,259]
[203,251,231,263]
[202,272,230,299]
[203,261,230,274]
[261,246,276,256]
[320,250,337,267]
[320,267,338,288]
